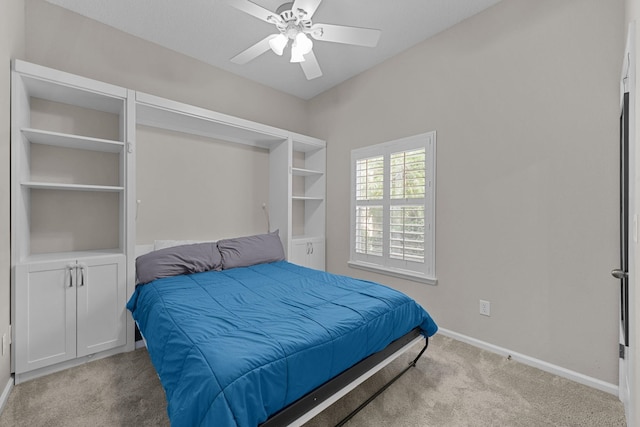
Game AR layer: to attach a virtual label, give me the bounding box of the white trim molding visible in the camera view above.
[437,328,618,396]
[348,260,437,285]
[0,376,13,416]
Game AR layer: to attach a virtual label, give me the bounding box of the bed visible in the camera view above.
[127,232,438,426]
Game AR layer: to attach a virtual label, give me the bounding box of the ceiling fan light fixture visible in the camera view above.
[269,33,288,56]
[294,32,313,55]
[290,45,306,63]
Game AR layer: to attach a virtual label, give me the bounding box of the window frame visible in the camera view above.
[349,132,437,285]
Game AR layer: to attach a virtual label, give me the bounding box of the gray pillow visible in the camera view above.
[136,242,223,284]
[218,230,285,270]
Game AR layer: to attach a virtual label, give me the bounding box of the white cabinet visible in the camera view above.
[14,254,126,375]
[11,60,135,382]
[270,135,326,270]
[290,238,325,271]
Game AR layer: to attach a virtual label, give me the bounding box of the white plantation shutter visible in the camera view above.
[355,206,383,256]
[389,148,426,264]
[350,132,436,283]
[355,156,384,257]
[389,205,425,262]
[356,156,384,201]
[390,149,425,200]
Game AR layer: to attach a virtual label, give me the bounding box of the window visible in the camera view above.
[349,132,436,284]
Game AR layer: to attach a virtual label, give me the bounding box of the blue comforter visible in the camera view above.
[127,261,437,427]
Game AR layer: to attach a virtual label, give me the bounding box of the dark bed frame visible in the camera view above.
[261,327,429,427]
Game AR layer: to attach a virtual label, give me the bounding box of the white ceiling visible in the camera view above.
[45,0,502,100]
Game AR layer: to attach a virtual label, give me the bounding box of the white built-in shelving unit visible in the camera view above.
[136,92,326,270]
[288,138,326,270]
[10,60,325,383]
[10,60,136,383]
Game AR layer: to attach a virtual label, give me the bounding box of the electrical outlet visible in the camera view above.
[479,300,491,316]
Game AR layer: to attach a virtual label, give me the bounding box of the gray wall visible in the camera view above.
[136,126,271,243]
[308,0,624,384]
[1,0,25,398]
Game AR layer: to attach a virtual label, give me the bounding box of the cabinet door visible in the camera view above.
[289,239,325,271]
[76,255,126,357]
[289,240,309,266]
[307,239,325,271]
[14,261,77,373]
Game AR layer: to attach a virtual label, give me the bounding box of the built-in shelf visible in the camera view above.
[292,167,323,177]
[136,92,288,149]
[25,249,124,263]
[17,62,126,115]
[22,128,124,153]
[22,182,124,192]
[292,195,324,201]
[291,235,324,241]
[292,139,325,153]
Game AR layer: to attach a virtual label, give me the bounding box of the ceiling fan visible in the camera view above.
[227,0,382,80]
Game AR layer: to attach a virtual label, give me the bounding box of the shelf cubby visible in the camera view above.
[12,59,129,262]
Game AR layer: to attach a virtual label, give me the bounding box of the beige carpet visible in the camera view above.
[0,334,626,426]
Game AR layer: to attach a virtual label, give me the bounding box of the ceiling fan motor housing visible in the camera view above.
[275,2,294,15]
[274,2,312,39]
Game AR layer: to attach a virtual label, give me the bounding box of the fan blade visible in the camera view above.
[300,50,322,80]
[226,0,279,24]
[291,0,322,20]
[310,23,381,47]
[231,35,278,65]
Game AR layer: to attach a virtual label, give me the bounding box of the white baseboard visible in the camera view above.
[437,328,619,396]
[0,376,13,416]
[14,345,129,385]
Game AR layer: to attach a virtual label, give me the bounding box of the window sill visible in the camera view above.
[347,261,438,285]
